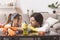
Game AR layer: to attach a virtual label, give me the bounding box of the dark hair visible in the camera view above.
[11,13,21,21]
[6,14,12,24]
[31,12,43,27]
[14,14,21,20]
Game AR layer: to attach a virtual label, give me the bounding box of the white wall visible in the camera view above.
[20,0,60,14]
[0,0,60,14]
[0,0,60,24]
[0,0,17,15]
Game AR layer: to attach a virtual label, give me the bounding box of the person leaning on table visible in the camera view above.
[28,12,50,34]
[3,13,22,40]
[27,12,50,40]
[4,13,23,35]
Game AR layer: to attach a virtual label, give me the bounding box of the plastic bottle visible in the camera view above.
[23,21,28,36]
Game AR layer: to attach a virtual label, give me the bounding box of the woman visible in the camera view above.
[11,13,22,27]
[28,12,50,35]
[10,13,23,35]
[2,13,22,40]
[4,13,22,36]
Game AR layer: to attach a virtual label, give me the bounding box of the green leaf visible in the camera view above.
[55,1,58,5]
[48,1,60,9]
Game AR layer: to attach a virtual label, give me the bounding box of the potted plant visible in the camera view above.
[48,1,60,14]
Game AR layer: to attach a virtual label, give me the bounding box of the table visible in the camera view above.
[0,34,60,40]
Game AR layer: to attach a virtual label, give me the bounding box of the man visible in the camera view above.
[28,12,49,40]
[28,12,49,34]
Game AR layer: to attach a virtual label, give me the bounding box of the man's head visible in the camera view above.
[30,12,43,27]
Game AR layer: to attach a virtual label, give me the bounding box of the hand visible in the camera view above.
[8,28,16,36]
[38,31,45,36]
[10,27,18,31]
[2,28,8,33]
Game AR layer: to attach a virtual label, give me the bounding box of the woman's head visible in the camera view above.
[11,13,22,27]
[30,12,43,27]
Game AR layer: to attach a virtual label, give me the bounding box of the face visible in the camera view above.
[13,18,18,25]
[30,17,40,27]
[18,16,22,25]
[13,16,22,27]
